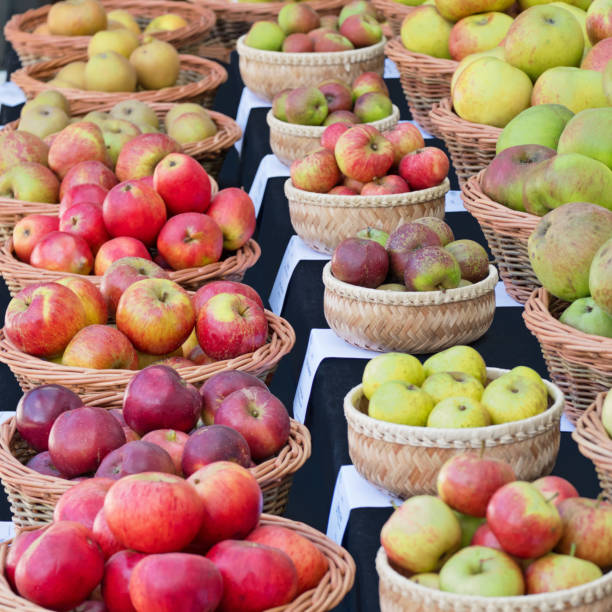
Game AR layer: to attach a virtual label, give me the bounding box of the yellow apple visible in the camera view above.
[167,112,218,144]
[106,9,141,35]
[165,103,210,129]
[426,396,491,427]
[369,380,435,425]
[130,39,180,90]
[47,0,107,36]
[421,371,485,403]
[532,66,608,111]
[362,352,426,399]
[55,61,87,89]
[550,2,591,54]
[449,12,513,61]
[423,345,487,385]
[19,105,70,140]
[604,58,612,102]
[400,5,453,58]
[144,14,188,34]
[450,46,506,96]
[21,90,70,117]
[88,28,140,59]
[110,100,160,130]
[85,51,138,92]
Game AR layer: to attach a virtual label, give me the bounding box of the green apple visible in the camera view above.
[557,108,612,170]
[285,87,328,126]
[427,396,491,427]
[380,495,462,573]
[82,111,109,128]
[481,372,548,423]
[100,118,141,165]
[424,346,487,385]
[400,6,453,59]
[550,2,591,53]
[525,553,602,594]
[110,100,159,130]
[601,389,612,437]
[167,112,217,144]
[508,366,548,403]
[590,237,612,315]
[450,47,506,97]
[421,371,484,403]
[410,573,440,588]
[20,90,70,118]
[604,58,612,102]
[278,3,320,34]
[439,546,525,596]
[245,21,286,51]
[368,381,434,425]
[0,161,59,203]
[362,352,425,398]
[356,227,389,247]
[272,89,291,122]
[18,105,69,140]
[353,92,393,123]
[560,297,612,337]
[454,512,486,548]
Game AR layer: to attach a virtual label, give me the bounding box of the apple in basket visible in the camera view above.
[56,277,108,326]
[53,478,114,530]
[59,160,118,200]
[399,147,450,191]
[386,222,441,281]
[532,476,579,506]
[5,528,47,591]
[94,236,151,275]
[95,439,176,479]
[321,122,351,152]
[101,550,148,612]
[142,429,190,474]
[59,182,108,217]
[92,508,123,560]
[194,281,264,315]
[290,148,341,193]
[30,231,94,275]
[114,133,181,182]
[525,553,603,595]
[207,188,257,251]
[331,237,389,288]
[12,214,58,264]
[59,202,110,255]
[383,123,425,166]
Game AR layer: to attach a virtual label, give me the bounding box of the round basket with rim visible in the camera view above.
[344,367,564,499]
[461,170,540,305]
[385,38,457,137]
[0,409,310,527]
[523,288,612,424]
[10,52,228,114]
[0,514,356,612]
[3,0,216,66]
[266,105,400,167]
[323,262,498,353]
[284,177,449,254]
[371,0,417,37]
[429,97,502,187]
[236,36,386,103]
[376,547,612,612]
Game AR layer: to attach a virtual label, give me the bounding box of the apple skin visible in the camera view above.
[318,80,353,113]
[586,0,612,44]
[16,384,83,452]
[30,230,94,275]
[414,217,454,246]
[360,175,409,195]
[95,440,176,479]
[386,222,442,281]
[114,133,181,182]
[290,148,341,193]
[12,214,59,264]
[199,370,267,425]
[187,461,263,552]
[399,147,450,190]
[321,122,351,152]
[339,13,382,47]
[449,12,513,61]
[207,187,257,251]
[278,2,320,34]
[153,152,211,215]
[60,202,110,255]
[532,476,579,507]
[331,237,389,288]
[323,110,360,126]
[282,33,314,52]
[26,451,68,478]
[57,276,108,326]
[74,601,108,612]
[48,406,127,478]
[471,522,504,550]
[59,183,108,217]
[352,71,389,98]
[383,123,425,166]
[194,281,264,315]
[128,553,223,612]
[196,292,268,360]
[53,478,114,531]
[328,186,358,195]
[437,453,517,518]
[5,282,88,358]
[214,386,291,461]
[94,237,152,276]
[156,213,223,270]
[60,160,118,200]
[525,552,603,594]
[445,239,490,283]
[4,527,47,591]
[314,32,355,52]
[141,429,189,474]
[206,540,298,612]
[103,472,204,553]
[181,424,252,476]
[123,364,201,435]
[0,130,48,174]
[92,508,124,560]
[102,550,147,612]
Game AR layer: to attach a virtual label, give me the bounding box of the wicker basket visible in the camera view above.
[0,412,309,526]
[0,514,355,612]
[284,177,449,254]
[384,38,457,137]
[236,36,386,103]
[345,367,564,499]
[376,547,612,611]
[4,0,216,67]
[461,171,540,305]
[323,262,498,353]
[523,288,612,424]
[267,105,400,167]
[429,97,502,187]
[371,0,417,37]
[10,52,228,113]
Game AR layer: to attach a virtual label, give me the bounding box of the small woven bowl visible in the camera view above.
[267,105,400,167]
[3,0,216,66]
[344,367,564,499]
[429,97,502,187]
[284,177,449,254]
[372,0,418,37]
[524,288,612,425]
[0,514,355,612]
[461,170,540,305]
[376,547,612,612]
[10,52,228,113]
[236,35,386,103]
[323,261,498,353]
[385,38,457,137]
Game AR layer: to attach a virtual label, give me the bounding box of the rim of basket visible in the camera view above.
[384,37,458,70]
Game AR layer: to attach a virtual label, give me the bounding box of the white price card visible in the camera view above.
[235,88,272,155]
[0,522,15,543]
[383,58,400,79]
[0,80,26,108]
[248,154,290,217]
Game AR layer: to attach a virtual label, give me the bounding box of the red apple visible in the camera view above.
[59,183,108,217]
[399,147,449,190]
[307,26,335,44]
[532,476,579,507]
[115,133,181,182]
[334,125,394,182]
[5,527,47,591]
[141,429,189,474]
[323,110,360,125]
[194,281,264,314]
[102,550,147,612]
[360,174,409,195]
[471,522,504,551]
[48,406,127,478]
[53,477,115,530]
[343,176,364,192]
[30,230,94,274]
[60,202,110,255]
[109,409,140,443]
[283,32,314,52]
[26,451,68,478]
[95,440,176,479]
[386,222,442,280]
[352,71,389,98]
[12,214,59,264]
[57,276,108,326]
[339,13,382,47]
[207,187,256,251]
[330,237,389,287]
[290,148,341,193]
[329,186,358,195]
[318,79,353,113]
[0,131,48,174]
[314,32,354,51]
[94,237,151,276]
[59,160,117,200]
[383,122,425,166]
[92,508,124,560]
[321,122,351,152]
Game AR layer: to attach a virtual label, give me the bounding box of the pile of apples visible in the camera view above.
[272,72,394,126]
[360,346,550,427]
[244,0,383,52]
[382,451,612,597]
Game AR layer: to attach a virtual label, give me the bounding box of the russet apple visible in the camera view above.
[102,550,147,612]
[335,125,394,182]
[449,12,513,61]
[60,160,117,200]
[94,237,151,276]
[414,217,454,246]
[47,0,107,35]
[207,187,256,251]
[0,130,48,173]
[115,133,181,182]
[331,237,389,287]
[318,80,353,113]
[141,429,189,474]
[383,123,425,166]
[386,222,442,281]
[403,246,461,290]
[321,122,351,151]
[12,214,58,263]
[590,237,612,315]
[0,161,59,203]
[57,276,107,326]
[53,477,114,530]
[445,239,489,282]
[95,439,176,479]
[30,230,93,274]
[62,324,138,369]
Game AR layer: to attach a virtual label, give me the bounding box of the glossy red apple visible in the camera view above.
[57,276,108,326]
[59,183,108,217]
[95,440,176,479]
[102,550,147,612]
[26,451,68,478]
[5,527,47,591]
[53,477,115,530]
[12,214,59,264]
[60,202,110,255]
[399,147,449,190]
[141,429,189,474]
[94,237,151,276]
[383,123,425,166]
[30,230,94,275]
[92,508,124,560]
[532,476,579,507]
[321,122,351,152]
[471,522,505,551]
[207,187,256,251]
[194,280,264,315]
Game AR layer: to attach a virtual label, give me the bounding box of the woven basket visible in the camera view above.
[323,262,498,353]
[236,36,386,103]
[376,547,612,612]
[371,0,417,37]
[429,97,502,187]
[0,514,355,612]
[345,367,564,499]
[384,38,457,137]
[523,288,612,424]
[4,0,216,67]
[267,106,400,167]
[284,177,449,254]
[10,52,228,113]
[461,171,540,305]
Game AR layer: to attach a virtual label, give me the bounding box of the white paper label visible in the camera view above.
[234,88,272,155]
[445,190,465,213]
[0,81,26,108]
[0,522,15,543]
[384,58,400,79]
[248,154,290,217]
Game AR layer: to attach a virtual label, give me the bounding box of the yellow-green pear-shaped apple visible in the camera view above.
[421,371,484,403]
[449,12,513,61]
[559,297,612,337]
[452,57,533,127]
[427,396,491,427]
[18,105,70,140]
[21,90,70,118]
[106,9,141,35]
[110,100,159,130]
[400,6,453,58]
[589,237,612,315]
[88,28,139,59]
[410,573,440,588]
[165,103,210,129]
[54,61,87,89]
[144,14,188,34]
[450,46,506,96]
[482,372,548,423]
[85,51,137,92]
[424,346,487,385]
[368,381,435,425]
[550,2,591,53]
[586,0,612,44]
[245,21,286,51]
[602,389,612,437]
[362,353,425,398]
[508,366,548,402]
[435,0,515,21]
[381,495,462,573]
[130,39,180,90]
[557,108,612,169]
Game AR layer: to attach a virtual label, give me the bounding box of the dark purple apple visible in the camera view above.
[123,365,201,435]
[330,237,389,288]
[386,222,442,280]
[26,451,68,478]
[95,440,176,479]
[181,424,251,476]
[414,217,454,246]
[445,239,490,283]
[404,246,461,291]
[16,385,84,451]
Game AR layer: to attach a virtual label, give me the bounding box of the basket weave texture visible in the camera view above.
[384,38,457,137]
[461,171,540,305]
[372,0,417,36]
[345,369,563,498]
[376,547,612,612]
[523,288,612,424]
[237,36,386,102]
[267,105,399,167]
[285,177,449,254]
[429,98,502,187]
[323,262,498,353]
[4,0,216,66]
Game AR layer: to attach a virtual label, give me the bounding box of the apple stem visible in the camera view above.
[569,542,577,557]
[545,492,559,504]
